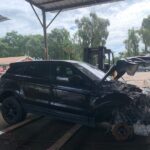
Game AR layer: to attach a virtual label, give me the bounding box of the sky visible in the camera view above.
[0,0,150,54]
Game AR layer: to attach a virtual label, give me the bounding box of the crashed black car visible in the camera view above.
[0,60,150,140]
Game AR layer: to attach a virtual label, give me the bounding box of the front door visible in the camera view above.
[52,62,92,123]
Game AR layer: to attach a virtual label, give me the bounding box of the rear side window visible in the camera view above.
[7,64,26,75]
[24,62,51,79]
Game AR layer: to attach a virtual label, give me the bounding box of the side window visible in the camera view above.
[25,65,36,77]
[55,64,91,89]
[36,63,50,79]
[25,63,50,79]
[56,65,75,82]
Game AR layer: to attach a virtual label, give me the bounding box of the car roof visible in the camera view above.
[10,60,81,66]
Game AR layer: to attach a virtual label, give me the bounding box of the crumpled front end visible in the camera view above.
[95,81,150,125]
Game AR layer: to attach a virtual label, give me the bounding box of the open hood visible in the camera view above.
[101,55,150,81]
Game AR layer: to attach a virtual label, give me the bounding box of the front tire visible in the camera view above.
[1,97,27,125]
[111,109,134,141]
[112,123,134,141]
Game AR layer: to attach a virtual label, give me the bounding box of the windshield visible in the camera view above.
[74,62,110,81]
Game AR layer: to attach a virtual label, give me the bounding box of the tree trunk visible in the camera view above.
[144,43,148,54]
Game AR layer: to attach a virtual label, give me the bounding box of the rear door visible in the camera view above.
[22,62,54,107]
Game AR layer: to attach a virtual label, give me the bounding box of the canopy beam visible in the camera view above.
[0,15,9,23]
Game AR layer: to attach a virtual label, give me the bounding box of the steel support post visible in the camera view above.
[30,3,61,60]
[42,10,48,60]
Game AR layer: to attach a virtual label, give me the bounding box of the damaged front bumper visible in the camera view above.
[95,81,150,125]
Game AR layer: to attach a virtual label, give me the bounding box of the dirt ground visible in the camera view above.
[0,113,8,130]
[123,72,150,88]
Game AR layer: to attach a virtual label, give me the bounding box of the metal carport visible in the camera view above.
[0,15,9,23]
[25,0,122,59]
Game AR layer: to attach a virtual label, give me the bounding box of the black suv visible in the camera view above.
[0,60,149,129]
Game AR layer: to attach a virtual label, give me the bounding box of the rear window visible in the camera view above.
[24,62,51,79]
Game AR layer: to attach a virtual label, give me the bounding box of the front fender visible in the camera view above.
[95,93,131,110]
[92,93,132,122]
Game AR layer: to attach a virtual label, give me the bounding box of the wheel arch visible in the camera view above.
[0,90,21,103]
[102,92,131,107]
[94,93,132,122]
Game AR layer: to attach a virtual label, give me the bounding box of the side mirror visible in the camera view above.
[69,75,83,86]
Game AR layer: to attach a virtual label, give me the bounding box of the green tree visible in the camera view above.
[71,33,83,60]
[124,28,140,57]
[75,13,110,48]
[0,31,44,59]
[48,28,74,60]
[139,15,150,53]
[25,34,43,59]
[0,39,9,57]
[2,31,25,56]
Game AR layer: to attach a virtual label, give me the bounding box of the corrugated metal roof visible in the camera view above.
[0,56,33,65]
[0,15,9,22]
[26,0,122,12]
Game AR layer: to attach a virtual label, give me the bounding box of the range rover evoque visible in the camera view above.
[0,60,150,140]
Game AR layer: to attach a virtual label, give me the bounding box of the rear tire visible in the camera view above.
[1,96,27,125]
